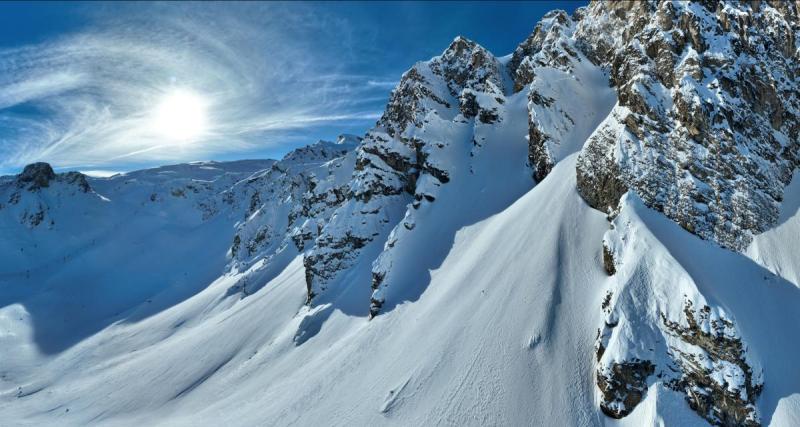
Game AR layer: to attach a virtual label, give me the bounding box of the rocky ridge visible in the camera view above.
[4,2,797,425]
[574,0,800,251]
[1,163,93,228]
[302,36,513,312]
[225,136,359,295]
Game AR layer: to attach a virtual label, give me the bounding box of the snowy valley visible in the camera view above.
[1,1,799,426]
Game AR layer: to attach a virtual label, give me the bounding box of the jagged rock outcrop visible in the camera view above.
[662,301,762,427]
[0,163,93,228]
[602,241,616,276]
[303,36,510,310]
[224,136,358,295]
[14,162,91,194]
[509,10,576,92]
[597,194,764,425]
[507,9,617,182]
[597,359,655,418]
[575,0,800,250]
[17,162,56,191]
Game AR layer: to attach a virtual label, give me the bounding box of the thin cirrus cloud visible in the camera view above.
[0,2,396,174]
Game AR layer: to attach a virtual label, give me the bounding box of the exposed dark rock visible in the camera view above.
[597,359,655,419]
[231,235,241,258]
[369,272,386,319]
[574,0,800,250]
[601,291,613,311]
[459,91,479,118]
[303,231,370,301]
[576,139,627,214]
[602,243,616,276]
[528,116,552,182]
[62,172,91,193]
[478,108,499,124]
[662,301,762,426]
[21,204,47,228]
[17,162,56,191]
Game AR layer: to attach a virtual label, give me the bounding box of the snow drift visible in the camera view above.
[1,1,799,426]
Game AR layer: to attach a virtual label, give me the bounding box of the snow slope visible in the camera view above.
[1,155,612,426]
[746,170,800,287]
[2,2,800,426]
[4,151,797,426]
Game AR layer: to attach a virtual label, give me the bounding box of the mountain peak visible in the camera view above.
[440,35,490,64]
[17,162,56,190]
[336,133,363,146]
[446,35,476,52]
[4,3,800,426]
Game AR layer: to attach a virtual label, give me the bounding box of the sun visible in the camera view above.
[152,89,209,142]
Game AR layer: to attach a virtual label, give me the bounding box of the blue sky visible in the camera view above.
[0,1,585,175]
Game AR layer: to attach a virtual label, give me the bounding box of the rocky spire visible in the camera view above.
[17,162,56,191]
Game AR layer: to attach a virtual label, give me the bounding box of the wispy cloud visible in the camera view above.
[366,80,400,88]
[0,3,394,173]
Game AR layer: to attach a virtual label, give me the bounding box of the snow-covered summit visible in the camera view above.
[1,2,799,426]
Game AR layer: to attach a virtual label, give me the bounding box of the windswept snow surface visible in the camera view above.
[1,145,800,427]
[2,10,800,425]
[0,153,611,426]
[747,170,800,287]
[7,146,798,426]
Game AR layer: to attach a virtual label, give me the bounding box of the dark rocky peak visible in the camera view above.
[378,36,507,136]
[508,9,576,90]
[17,162,56,190]
[439,36,484,67]
[15,162,91,193]
[430,35,505,97]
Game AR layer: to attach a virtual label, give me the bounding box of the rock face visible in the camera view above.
[508,10,617,183]
[17,162,56,191]
[574,0,800,250]
[597,359,655,418]
[597,194,764,426]
[662,301,762,427]
[14,162,91,194]
[569,5,800,418]
[303,36,511,311]
[1,163,94,228]
[223,137,358,295]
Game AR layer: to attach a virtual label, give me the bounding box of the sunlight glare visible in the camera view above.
[152,89,208,142]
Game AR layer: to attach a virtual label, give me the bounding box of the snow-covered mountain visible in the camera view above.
[1,1,799,426]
